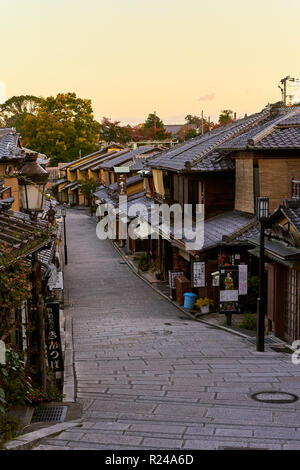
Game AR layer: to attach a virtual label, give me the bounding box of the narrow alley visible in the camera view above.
[35,209,300,450]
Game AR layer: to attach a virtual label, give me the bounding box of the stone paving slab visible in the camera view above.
[34,209,300,450]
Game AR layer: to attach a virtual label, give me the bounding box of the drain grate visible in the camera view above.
[31,406,67,423]
[251,391,298,404]
[247,336,284,345]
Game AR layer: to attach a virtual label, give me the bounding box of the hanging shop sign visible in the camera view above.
[168,270,184,289]
[191,261,206,288]
[45,302,64,372]
[238,264,248,295]
[219,265,239,313]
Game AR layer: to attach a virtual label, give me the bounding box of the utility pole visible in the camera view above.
[201,110,204,135]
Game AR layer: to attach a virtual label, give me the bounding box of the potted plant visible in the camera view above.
[195,297,214,314]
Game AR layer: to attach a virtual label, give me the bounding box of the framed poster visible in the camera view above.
[191,261,206,288]
[45,302,64,372]
[219,265,239,314]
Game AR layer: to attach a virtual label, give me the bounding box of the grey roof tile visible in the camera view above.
[281,200,300,234]
[97,146,158,170]
[219,108,300,151]
[149,109,271,171]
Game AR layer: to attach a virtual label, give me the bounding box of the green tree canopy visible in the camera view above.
[218,109,234,125]
[0,95,42,133]
[21,92,100,165]
[144,112,164,130]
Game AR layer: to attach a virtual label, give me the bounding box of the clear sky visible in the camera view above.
[1,0,300,124]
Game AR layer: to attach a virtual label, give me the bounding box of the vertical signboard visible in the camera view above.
[219,265,239,313]
[191,261,206,288]
[168,270,184,289]
[238,264,248,295]
[45,302,64,372]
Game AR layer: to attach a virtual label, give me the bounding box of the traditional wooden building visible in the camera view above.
[0,128,48,211]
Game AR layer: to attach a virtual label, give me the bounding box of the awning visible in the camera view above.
[248,237,300,267]
[248,247,294,268]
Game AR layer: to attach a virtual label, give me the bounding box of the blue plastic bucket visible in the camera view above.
[183,293,197,309]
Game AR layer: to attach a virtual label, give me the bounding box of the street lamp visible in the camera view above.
[61,205,68,265]
[256,196,269,352]
[19,152,49,220]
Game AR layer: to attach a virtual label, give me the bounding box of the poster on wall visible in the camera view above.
[238,264,248,295]
[191,261,206,288]
[168,271,184,289]
[45,302,64,372]
[219,265,239,313]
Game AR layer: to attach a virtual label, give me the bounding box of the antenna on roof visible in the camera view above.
[278,76,300,106]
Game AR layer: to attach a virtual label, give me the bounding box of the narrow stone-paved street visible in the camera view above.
[36,209,300,450]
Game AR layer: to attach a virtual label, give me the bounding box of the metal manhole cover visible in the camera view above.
[251,391,298,404]
[31,406,67,423]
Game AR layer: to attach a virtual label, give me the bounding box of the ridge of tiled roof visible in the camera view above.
[98,146,160,170]
[219,107,300,151]
[73,150,127,172]
[0,128,23,160]
[108,174,143,192]
[280,199,300,234]
[149,108,271,171]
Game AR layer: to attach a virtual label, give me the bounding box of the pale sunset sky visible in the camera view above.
[1,0,300,124]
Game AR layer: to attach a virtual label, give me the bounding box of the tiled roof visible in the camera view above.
[281,199,300,234]
[60,144,125,170]
[149,109,271,171]
[164,125,184,136]
[108,174,143,192]
[98,146,158,170]
[219,107,300,151]
[277,112,300,126]
[248,237,300,262]
[199,211,255,250]
[70,150,122,172]
[0,210,52,256]
[0,128,23,160]
[190,152,234,172]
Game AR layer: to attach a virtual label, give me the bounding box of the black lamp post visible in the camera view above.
[19,152,49,390]
[256,196,269,352]
[61,205,68,265]
[19,151,49,220]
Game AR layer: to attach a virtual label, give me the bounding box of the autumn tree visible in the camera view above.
[142,112,171,140]
[185,114,202,127]
[218,109,234,125]
[0,95,42,133]
[21,93,100,165]
[99,117,131,144]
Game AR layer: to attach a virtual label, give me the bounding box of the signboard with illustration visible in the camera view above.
[219,265,239,313]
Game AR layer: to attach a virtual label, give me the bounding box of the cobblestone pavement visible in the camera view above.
[36,209,300,450]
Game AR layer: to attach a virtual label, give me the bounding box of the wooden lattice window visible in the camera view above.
[285,269,300,342]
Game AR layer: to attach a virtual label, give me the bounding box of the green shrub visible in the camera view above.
[240,313,257,331]
[239,275,259,313]
[0,349,33,409]
[137,253,149,272]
